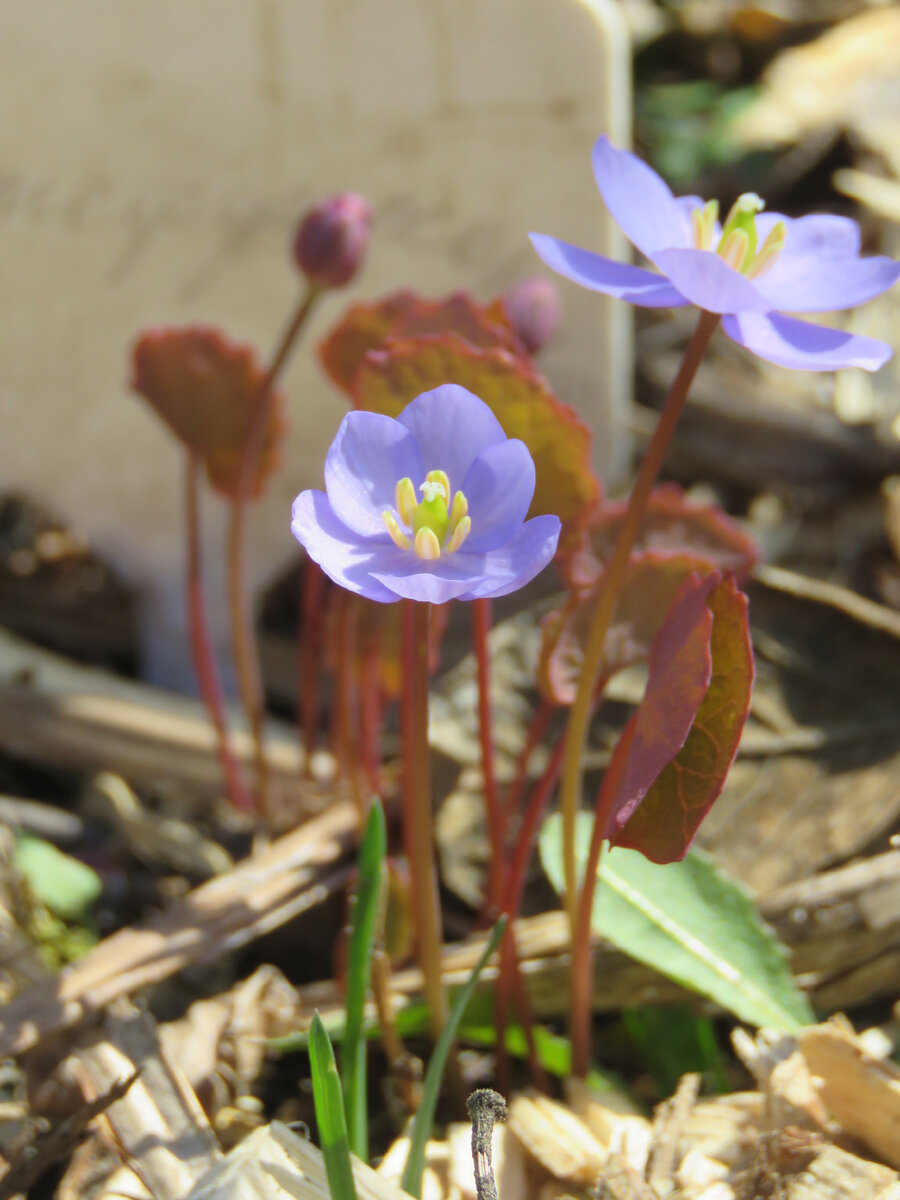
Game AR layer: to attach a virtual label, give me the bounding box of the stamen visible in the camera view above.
[747,219,786,279]
[720,193,764,266]
[691,199,719,251]
[718,228,750,272]
[446,515,471,553]
[448,490,468,536]
[414,527,441,560]
[383,511,410,550]
[421,469,450,503]
[395,477,417,526]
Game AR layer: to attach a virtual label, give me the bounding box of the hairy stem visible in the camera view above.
[557,310,719,928]
[473,599,505,920]
[403,600,447,1034]
[300,560,326,775]
[185,453,252,812]
[227,283,321,813]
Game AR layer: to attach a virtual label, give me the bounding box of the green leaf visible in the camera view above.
[15,836,101,921]
[623,1005,729,1095]
[540,814,813,1032]
[309,1013,358,1200]
[341,799,386,1161]
[400,917,507,1199]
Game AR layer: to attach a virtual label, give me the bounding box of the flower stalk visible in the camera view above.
[403,599,448,1034]
[228,282,321,813]
[557,310,720,930]
[184,452,252,812]
[473,598,506,919]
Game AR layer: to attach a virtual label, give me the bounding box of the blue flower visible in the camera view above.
[531,136,900,371]
[291,385,561,604]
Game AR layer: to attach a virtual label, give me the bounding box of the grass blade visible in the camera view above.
[342,798,386,1161]
[400,916,507,1199]
[309,1012,358,1200]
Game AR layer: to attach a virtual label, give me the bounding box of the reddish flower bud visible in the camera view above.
[501,276,563,355]
[292,193,372,290]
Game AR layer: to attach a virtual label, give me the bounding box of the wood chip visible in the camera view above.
[507,1093,608,1184]
[800,1019,900,1171]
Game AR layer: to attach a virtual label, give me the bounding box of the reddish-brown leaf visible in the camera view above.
[560,484,758,590]
[596,572,717,841]
[612,574,754,863]
[317,290,516,395]
[538,550,721,705]
[131,326,287,498]
[352,333,599,542]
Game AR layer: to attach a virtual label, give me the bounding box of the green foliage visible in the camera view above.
[637,81,760,186]
[309,1013,358,1200]
[400,918,507,1199]
[15,835,101,922]
[623,1005,729,1095]
[341,799,386,1162]
[540,814,813,1032]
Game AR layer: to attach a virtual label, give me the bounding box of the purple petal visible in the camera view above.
[370,556,486,604]
[753,252,900,314]
[454,515,562,600]
[460,438,535,552]
[397,384,507,490]
[529,234,689,308]
[291,489,399,603]
[756,212,860,260]
[324,410,423,537]
[650,248,770,313]
[592,135,694,256]
[722,311,892,372]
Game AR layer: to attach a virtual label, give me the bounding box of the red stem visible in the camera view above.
[360,645,384,797]
[402,600,447,1033]
[570,718,637,1077]
[184,453,252,812]
[227,284,321,814]
[300,560,326,775]
[503,697,555,823]
[473,598,505,920]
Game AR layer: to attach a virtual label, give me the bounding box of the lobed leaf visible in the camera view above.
[353,334,599,543]
[538,550,719,705]
[318,290,516,394]
[596,572,719,844]
[131,326,287,498]
[612,574,754,863]
[560,484,758,590]
[540,814,813,1031]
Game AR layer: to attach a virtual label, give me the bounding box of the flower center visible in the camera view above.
[381,469,472,560]
[691,192,785,278]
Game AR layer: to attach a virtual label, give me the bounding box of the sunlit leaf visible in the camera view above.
[15,836,101,922]
[613,574,754,863]
[318,290,516,394]
[353,334,599,542]
[131,326,287,498]
[540,815,813,1031]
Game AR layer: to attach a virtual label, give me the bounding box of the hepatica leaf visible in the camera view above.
[318,290,516,394]
[597,572,718,843]
[540,814,813,1031]
[131,326,287,498]
[352,333,599,542]
[562,484,759,590]
[613,573,754,863]
[539,550,720,705]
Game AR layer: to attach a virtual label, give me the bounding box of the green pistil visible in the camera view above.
[412,474,450,545]
[719,193,764,268]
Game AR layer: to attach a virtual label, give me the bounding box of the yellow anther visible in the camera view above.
[395,477,417,526]
[383,511,410,550]
[448,490,468,536]
[691,199,719,251]
[414,527,441,560]
[718,228,750,272]
[445,514,471,553]
[747,219,786,279]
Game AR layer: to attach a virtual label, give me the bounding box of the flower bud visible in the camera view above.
[501,276,563,355]
[292,193,372,289]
